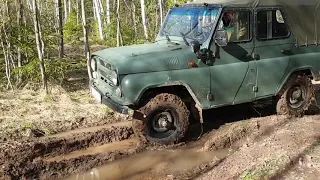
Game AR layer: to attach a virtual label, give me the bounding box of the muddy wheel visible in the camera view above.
[276,73,315,117]
[132,93,190,145]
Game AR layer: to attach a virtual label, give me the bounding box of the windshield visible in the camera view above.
[159,7,220,43]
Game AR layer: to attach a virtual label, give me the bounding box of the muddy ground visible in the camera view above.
[1,84,320,179]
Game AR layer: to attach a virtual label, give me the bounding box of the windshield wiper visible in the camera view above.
[180,32,190,46]
[163,30,171,43]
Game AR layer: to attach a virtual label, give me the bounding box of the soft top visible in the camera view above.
[190,0,320,46]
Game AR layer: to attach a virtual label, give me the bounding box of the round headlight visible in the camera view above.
[90,58,96,71]
[111,71,118,85]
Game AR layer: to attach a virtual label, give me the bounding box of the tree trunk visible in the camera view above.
[57,0,64,58]
[32,0,48,93]
[0,29,13,90]
[64,0,68,23]
[159,0,163,26]
[98,0,104,14]
[76,0,79,24]
[116,0,122,47]
[93,0,97,20]
[81,0,92,79]
[68,0,71,14]
[4,0,16,69]
[132,1,137,42]
[17,0,23,67]
[106,0,111,24]
[140,0,148,40]
[94,0,105,40]
[155,3,158,32]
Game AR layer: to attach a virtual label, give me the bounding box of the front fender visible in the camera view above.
[120,68,211,109]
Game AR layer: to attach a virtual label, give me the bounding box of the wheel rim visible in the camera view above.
[148,108,177,139]
[286,84,307,109]
[151,111,173,132]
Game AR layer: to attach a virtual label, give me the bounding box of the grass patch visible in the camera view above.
[240,154,291,180]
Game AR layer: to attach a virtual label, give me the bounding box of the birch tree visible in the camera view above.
[94,0,105,40]
[116,0,123,46]
[140,0,148,40]
[32,0,48,93]
[68,0,71,14]
[159,0,163,26]
[16,0,23,67]
[132,1,137,42]
[81,0,92,79]
[106,0,111,24]
[0,29,13,90]
[64,0,68,23]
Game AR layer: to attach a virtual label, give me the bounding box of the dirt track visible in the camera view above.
[2,106,320,180]
[1,85,320,179]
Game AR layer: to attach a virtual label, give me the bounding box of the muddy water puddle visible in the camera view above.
[48,121,132,138]
[64,146,232,180]
[46,138,138,162]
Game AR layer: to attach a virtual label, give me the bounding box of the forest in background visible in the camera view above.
[0,0,190,93]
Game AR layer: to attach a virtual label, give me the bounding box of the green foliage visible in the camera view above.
[168,0,190,7]
[0,0,197,90]
[64,11,83,43]
[13,60,42,84]
[102,19,118,47]
[11,58,87,88]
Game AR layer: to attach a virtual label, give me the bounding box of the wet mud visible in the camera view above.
[65,147,232,180]
[2,90,319,180]
[0,125,135,180]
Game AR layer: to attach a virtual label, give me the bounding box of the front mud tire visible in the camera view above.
[132,93,190,145]
[276,73,315,117]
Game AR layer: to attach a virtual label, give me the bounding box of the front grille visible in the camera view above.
[100,75,114,88]
[94,56,117,89]
[99,69,115,88]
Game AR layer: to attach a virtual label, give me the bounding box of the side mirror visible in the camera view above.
[214,30,228,47]
[190,40,201,53]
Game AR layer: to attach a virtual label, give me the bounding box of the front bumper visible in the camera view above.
[90,83,129,115]
[102,95,129,114]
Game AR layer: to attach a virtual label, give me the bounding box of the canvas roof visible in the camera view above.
[190,0,320,46]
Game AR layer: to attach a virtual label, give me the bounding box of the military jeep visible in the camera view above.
[88,0,320,145]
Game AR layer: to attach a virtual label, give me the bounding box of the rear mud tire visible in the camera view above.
[132,93,190,145]
[276,73,315,117]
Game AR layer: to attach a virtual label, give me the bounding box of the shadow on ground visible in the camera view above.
[185,99,277,142]
[61,68,89,92]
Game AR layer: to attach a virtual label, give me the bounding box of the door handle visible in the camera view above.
[281,49,292,55]
[245,53,259,60]
[251,53,259,60]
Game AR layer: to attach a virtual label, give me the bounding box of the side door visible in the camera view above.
[254,7,295,98]
[209,8,256,107]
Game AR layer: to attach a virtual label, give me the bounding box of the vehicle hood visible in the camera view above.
[92,41,192,75]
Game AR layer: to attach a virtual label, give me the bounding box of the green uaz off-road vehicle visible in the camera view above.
[88,0,320,145]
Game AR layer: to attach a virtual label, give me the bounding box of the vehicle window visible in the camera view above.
[218,10,251,42]
[160,7,220,44]
[257,9,289,40]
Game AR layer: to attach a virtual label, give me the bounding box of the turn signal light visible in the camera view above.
[189,61,196,67]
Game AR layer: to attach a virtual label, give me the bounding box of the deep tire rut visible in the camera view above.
[0,125,135,180]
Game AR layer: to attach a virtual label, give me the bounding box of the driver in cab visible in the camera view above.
[221,11,248,42]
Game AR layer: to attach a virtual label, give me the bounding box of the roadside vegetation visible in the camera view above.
[0,0,189,140]
[2,1,320,180]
